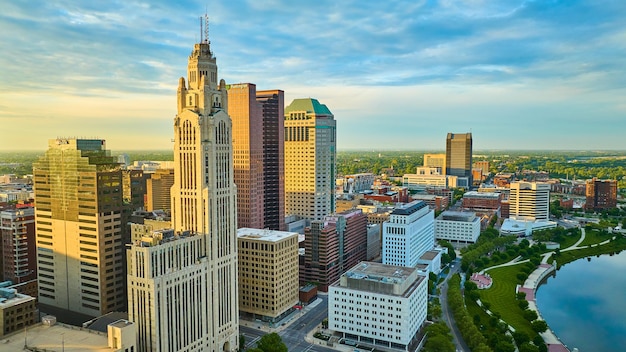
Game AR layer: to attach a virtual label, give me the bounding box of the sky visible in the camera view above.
[1,0,625,151]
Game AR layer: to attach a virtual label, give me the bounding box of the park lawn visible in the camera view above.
[579,229,613,247]
[557,236,626,268]
[480,264,536,337]
[556,231,582,249]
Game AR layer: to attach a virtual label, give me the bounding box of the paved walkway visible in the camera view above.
[482,231,591,352]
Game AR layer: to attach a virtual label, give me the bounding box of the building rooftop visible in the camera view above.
[391,200,427,216]
[285,98,333,116]
[343,262,416,286]
[463,191,500,199]
[438,211,478,222]
[419,250,440,261]
[237,228,298,243]
[3,323,114,351]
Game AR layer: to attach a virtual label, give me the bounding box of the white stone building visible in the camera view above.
[435,211,481,243]
[382,201,434,268]
[328,262,428,352]
[509,182,550,221]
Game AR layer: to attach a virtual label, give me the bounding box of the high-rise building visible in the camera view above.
[509,182,550,220]
[424,153,446,175]
[145,168,174,211]
[33,138,126,316]
[237,228,299,324]
[446,133,472,185]
[284,98,336,222]
[382,200,434,268]
[168,28,239,351]
[256,90,286,231]
[1,206,37,290]
[585,178,617,211]
[328,261,428,352]
[300,209,367,291]
[228,83,264,229]
[127,230,208,352]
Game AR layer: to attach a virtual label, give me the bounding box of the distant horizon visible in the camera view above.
[2,2,625,151]
[3,148,626,154]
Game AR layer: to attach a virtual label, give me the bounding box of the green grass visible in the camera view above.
[579,230,613,247]
[479,264,536,337]
[556,231,582,249]
[557,236,626,268]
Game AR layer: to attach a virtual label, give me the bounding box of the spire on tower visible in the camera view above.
[204,12,209,44]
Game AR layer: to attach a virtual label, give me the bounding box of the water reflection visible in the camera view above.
[536,252,626,352]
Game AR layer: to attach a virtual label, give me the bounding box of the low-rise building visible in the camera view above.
[461,191,502,211]
[435,211,481,243]
[328,262,427,352]
[500,218,557,236]
[0,287,36,337]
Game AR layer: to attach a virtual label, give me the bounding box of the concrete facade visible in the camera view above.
[509,182,550,221]
[382,201,435,268]
[237,228,299,323]
[435,211,481,243]
[169,35,239,351]
[328,262,428,352]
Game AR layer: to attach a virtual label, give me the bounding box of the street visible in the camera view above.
[240,295,337,352]
[438,259,470,352]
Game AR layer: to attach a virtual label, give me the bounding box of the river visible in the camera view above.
[535,251,626,351]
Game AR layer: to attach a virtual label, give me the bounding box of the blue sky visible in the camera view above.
[1,0,625,151]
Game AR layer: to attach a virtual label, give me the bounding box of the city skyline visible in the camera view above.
[2,1,625,151]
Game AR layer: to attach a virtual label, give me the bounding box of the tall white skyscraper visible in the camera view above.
[382,200,435,267]
[509,182,550,221]
[129,20,238,351]
[284,98,336,222]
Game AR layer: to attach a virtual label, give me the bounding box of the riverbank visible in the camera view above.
[481,228,626,351]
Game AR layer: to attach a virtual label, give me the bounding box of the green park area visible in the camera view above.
[479,264,536,337]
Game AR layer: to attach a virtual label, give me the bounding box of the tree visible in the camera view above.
[531,320,549,333]
[422,334,455,352]
[239,335,246,352]
[523,309,538,322]
[519,343,540,352]
[256,333,288,352]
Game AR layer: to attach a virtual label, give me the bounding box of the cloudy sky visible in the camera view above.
[1,0,625,151]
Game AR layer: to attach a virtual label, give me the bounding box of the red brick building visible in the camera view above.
[461,191,503,210]
[300,209,367,291]
[585,178,617,210]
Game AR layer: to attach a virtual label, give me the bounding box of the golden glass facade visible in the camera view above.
[33,139,126,317]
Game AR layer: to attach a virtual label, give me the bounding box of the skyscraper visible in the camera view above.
[168,28,239,351]
[446,133,473,186]
[509,182,550,220]
[33,139,126,317]
[284,98,336,222]
[227,83,264,229]
[257,89,285,231]
[382,200,435,268]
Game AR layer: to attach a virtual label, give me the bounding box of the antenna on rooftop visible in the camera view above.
[204,12,209,44]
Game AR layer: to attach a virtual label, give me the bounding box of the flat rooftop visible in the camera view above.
[420,250,440,261]
[344,262,417,285]
[463,191,500,199]
[391,201,427,216]
[237,228,298,242]
[439,211,477,222]
[4,323,113,351]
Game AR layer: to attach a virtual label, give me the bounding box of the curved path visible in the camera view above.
[483,229,589,352]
